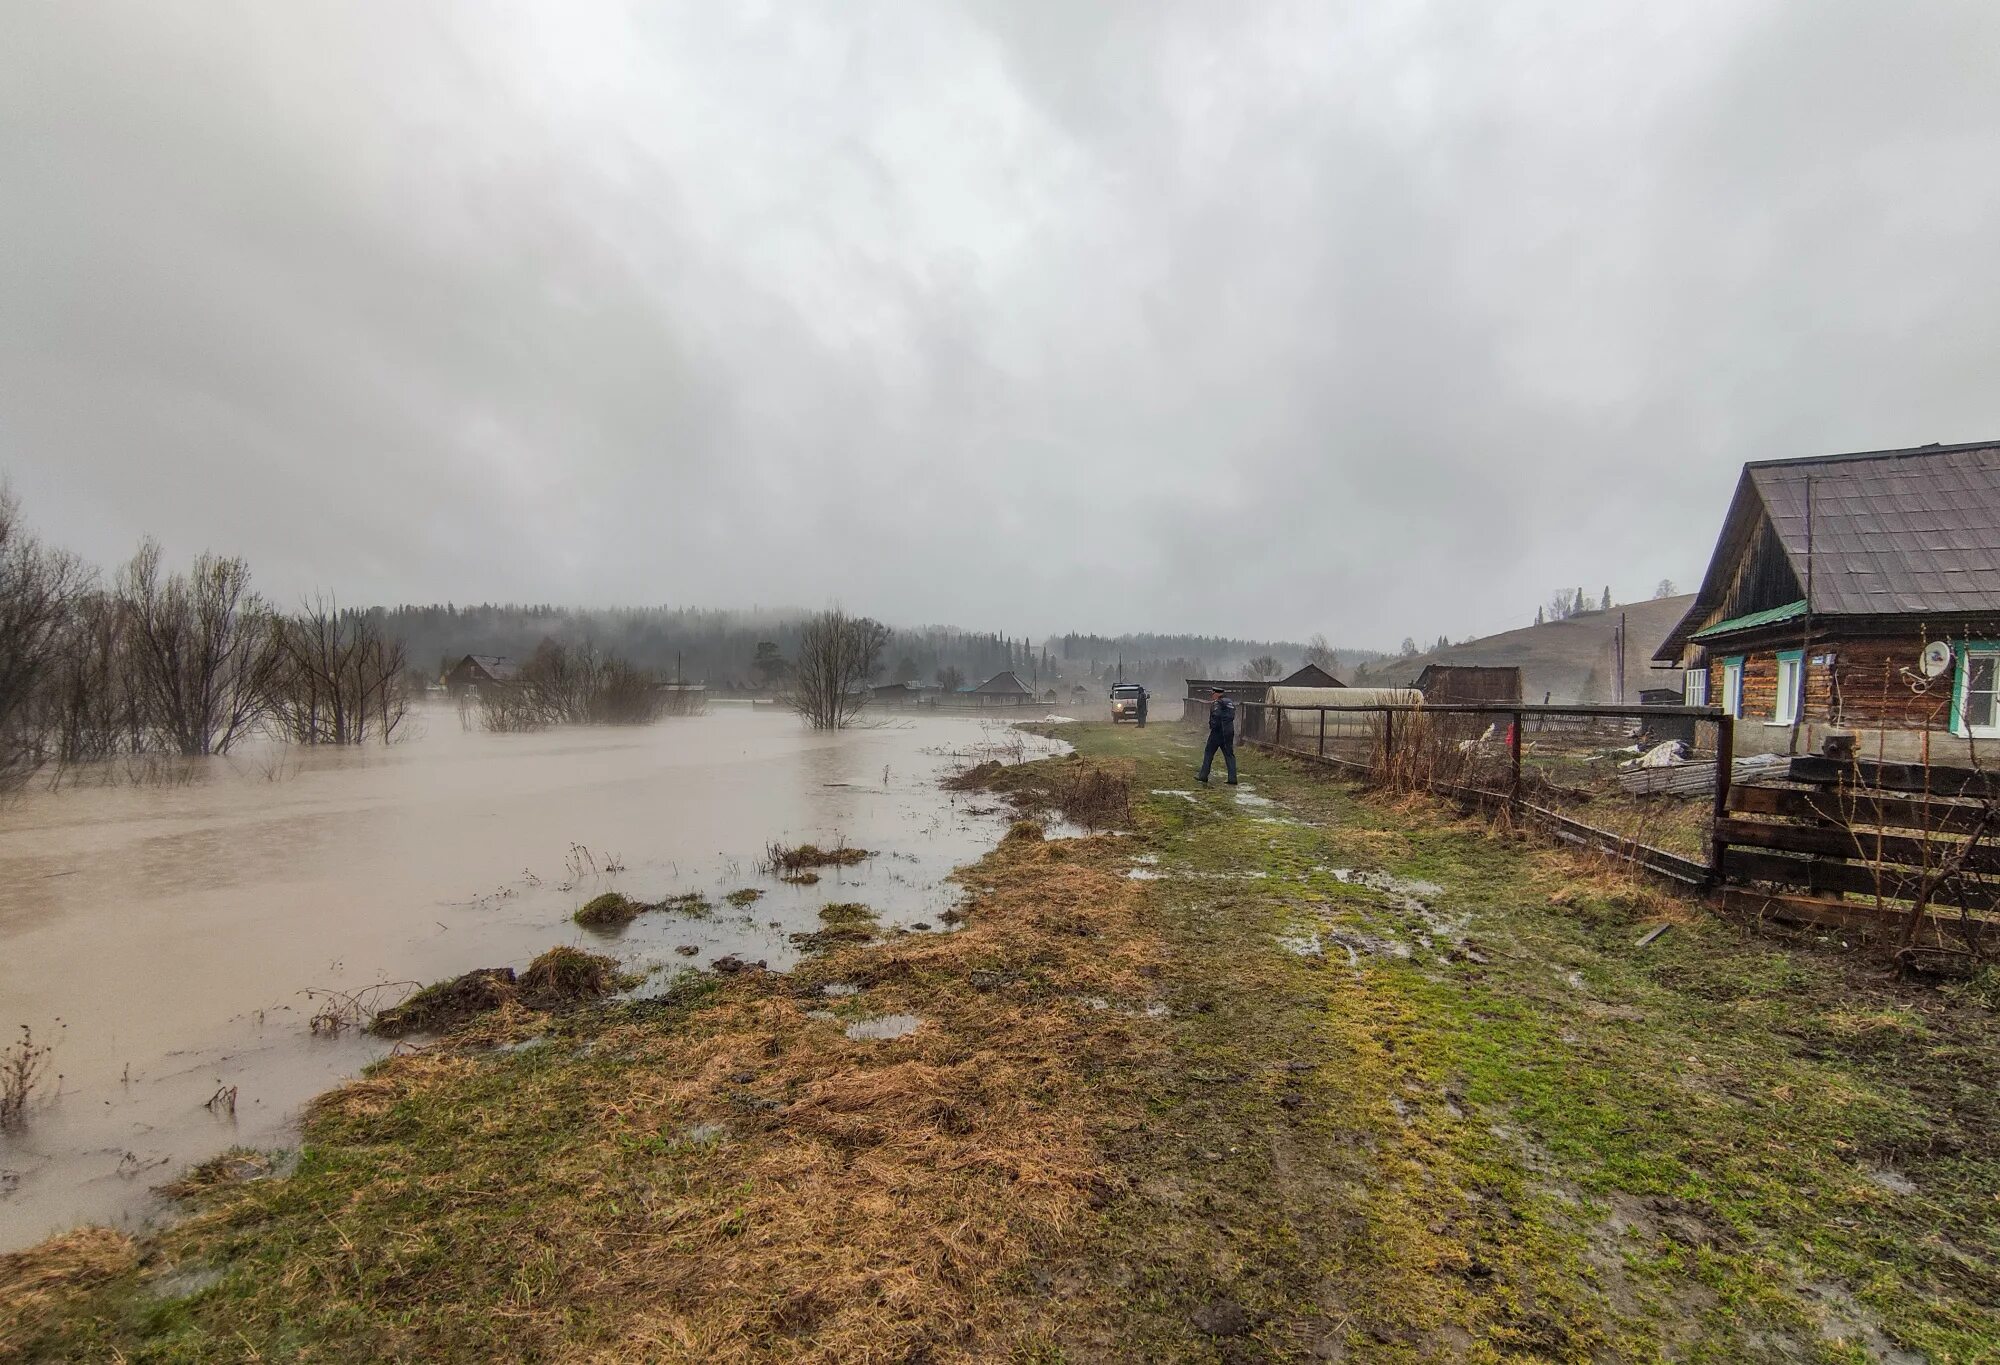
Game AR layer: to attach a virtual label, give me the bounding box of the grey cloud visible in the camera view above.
[5,1,1998,648]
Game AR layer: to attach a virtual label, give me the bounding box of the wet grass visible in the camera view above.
[6,725,1997,1361]
[1019,723,2000,1362]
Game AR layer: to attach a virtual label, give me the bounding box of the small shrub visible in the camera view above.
[574,892,642,927]
[1004,818,1045,843]
[1,1024,55,1131]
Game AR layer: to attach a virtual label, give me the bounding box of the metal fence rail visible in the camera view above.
[1192,699,1732,886]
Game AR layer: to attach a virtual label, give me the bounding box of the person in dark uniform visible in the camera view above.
[1198,686,1237,785]
[1135,686,1148,728]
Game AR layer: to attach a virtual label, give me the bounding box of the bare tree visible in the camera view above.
[1303,634,1339,674]
[0,491,91,786]
[1654,578,1679,598]
[119,541,280,756]
[935,664,965,693]
[46,589,142,770]
[477,639,677,731]
[785,609,888,730]
[269,597,410,745]
[1245,654,1282,680]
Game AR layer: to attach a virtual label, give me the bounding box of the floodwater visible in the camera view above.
[0,702,1062,1252]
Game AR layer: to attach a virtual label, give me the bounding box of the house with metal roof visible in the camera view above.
[1653,440,2000,757]
[443,653,518,695]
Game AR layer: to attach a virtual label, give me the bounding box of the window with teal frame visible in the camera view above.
[1952,641,2000,737]
[1773,649,1804,726]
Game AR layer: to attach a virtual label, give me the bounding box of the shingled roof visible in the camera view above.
[1753,442,2000,614]
[1656,440,2000,661]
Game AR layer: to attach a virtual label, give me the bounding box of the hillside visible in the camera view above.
[1352,595,1696,704]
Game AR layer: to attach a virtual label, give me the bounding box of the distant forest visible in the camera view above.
[373,604,1381,694]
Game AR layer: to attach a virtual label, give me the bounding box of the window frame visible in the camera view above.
[1771,648,1804,727]
[1683,667,1708,707]
[1720,656,1744,719]
[1950,641,2000,739]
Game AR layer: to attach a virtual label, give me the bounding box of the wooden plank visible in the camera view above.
[1718,887,1996,944]
[1788,755,2000,800]
[1720,847,2000,911]
[1713,815,2000,874]
[1728,783,1996,836]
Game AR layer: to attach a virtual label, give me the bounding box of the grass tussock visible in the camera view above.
[724,887,765,907]
[573,891,643,927]
[951,754,1133,830]
[762,841,872,874]
[155,1148,276,1202]
[371,947,623,1037]
[517,945,622,1004]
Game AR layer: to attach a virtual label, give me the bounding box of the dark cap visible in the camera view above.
[1210,685,1226,696]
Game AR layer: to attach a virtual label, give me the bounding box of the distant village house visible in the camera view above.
[444,654,517,696]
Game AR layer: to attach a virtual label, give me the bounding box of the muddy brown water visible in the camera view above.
[0,703,1064,1252]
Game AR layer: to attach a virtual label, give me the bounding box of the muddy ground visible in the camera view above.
[3,722,1997,1362]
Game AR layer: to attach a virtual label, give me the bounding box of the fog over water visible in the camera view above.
[0,704,1064,1252]
[6,4,2000,643]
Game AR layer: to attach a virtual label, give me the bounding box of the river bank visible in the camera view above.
[0,706,1062,1253]
[5,723,1998,1361]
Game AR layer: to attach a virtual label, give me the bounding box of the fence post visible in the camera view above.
[1383,709,1394,783]
[1711,713,1735,884]
[1509,710,1523,813]
[1317,707,1325,758]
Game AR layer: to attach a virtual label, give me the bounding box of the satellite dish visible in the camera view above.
[1921,640,1954,679]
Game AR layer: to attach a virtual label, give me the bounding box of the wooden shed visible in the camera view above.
[1414,664,1523,705]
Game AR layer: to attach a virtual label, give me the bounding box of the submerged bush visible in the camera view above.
[763,841,872,874]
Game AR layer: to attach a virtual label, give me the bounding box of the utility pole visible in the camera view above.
[1791,475,1816,757]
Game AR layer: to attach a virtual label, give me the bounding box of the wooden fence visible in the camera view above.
[1716,755,2000,957]
[1201,700,1998,962]
[1209,700,1730,887]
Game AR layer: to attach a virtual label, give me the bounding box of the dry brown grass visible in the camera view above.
[949,754,1135,830]
[535,832,1160,1360]
[37,765,1160,1362]
[0,1228,135,1351]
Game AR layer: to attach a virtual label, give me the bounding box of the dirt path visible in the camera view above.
[4,723,1998,1362]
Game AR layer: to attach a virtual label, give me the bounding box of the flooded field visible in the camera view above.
[0,703,1061,1252]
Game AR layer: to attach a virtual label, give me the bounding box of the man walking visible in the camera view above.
[1198,685,1238,785]
[1135,686,1148,728]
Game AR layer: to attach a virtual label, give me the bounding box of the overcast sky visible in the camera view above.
[5,2,1998,650]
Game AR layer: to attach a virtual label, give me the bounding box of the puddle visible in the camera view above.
[1125,868,1161,880]
[0,705,1065,1252]
[820,983,860,998]
[1863,1166,1918,1197]
[1232,787,1274,808]
[844,1014,922,1042]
